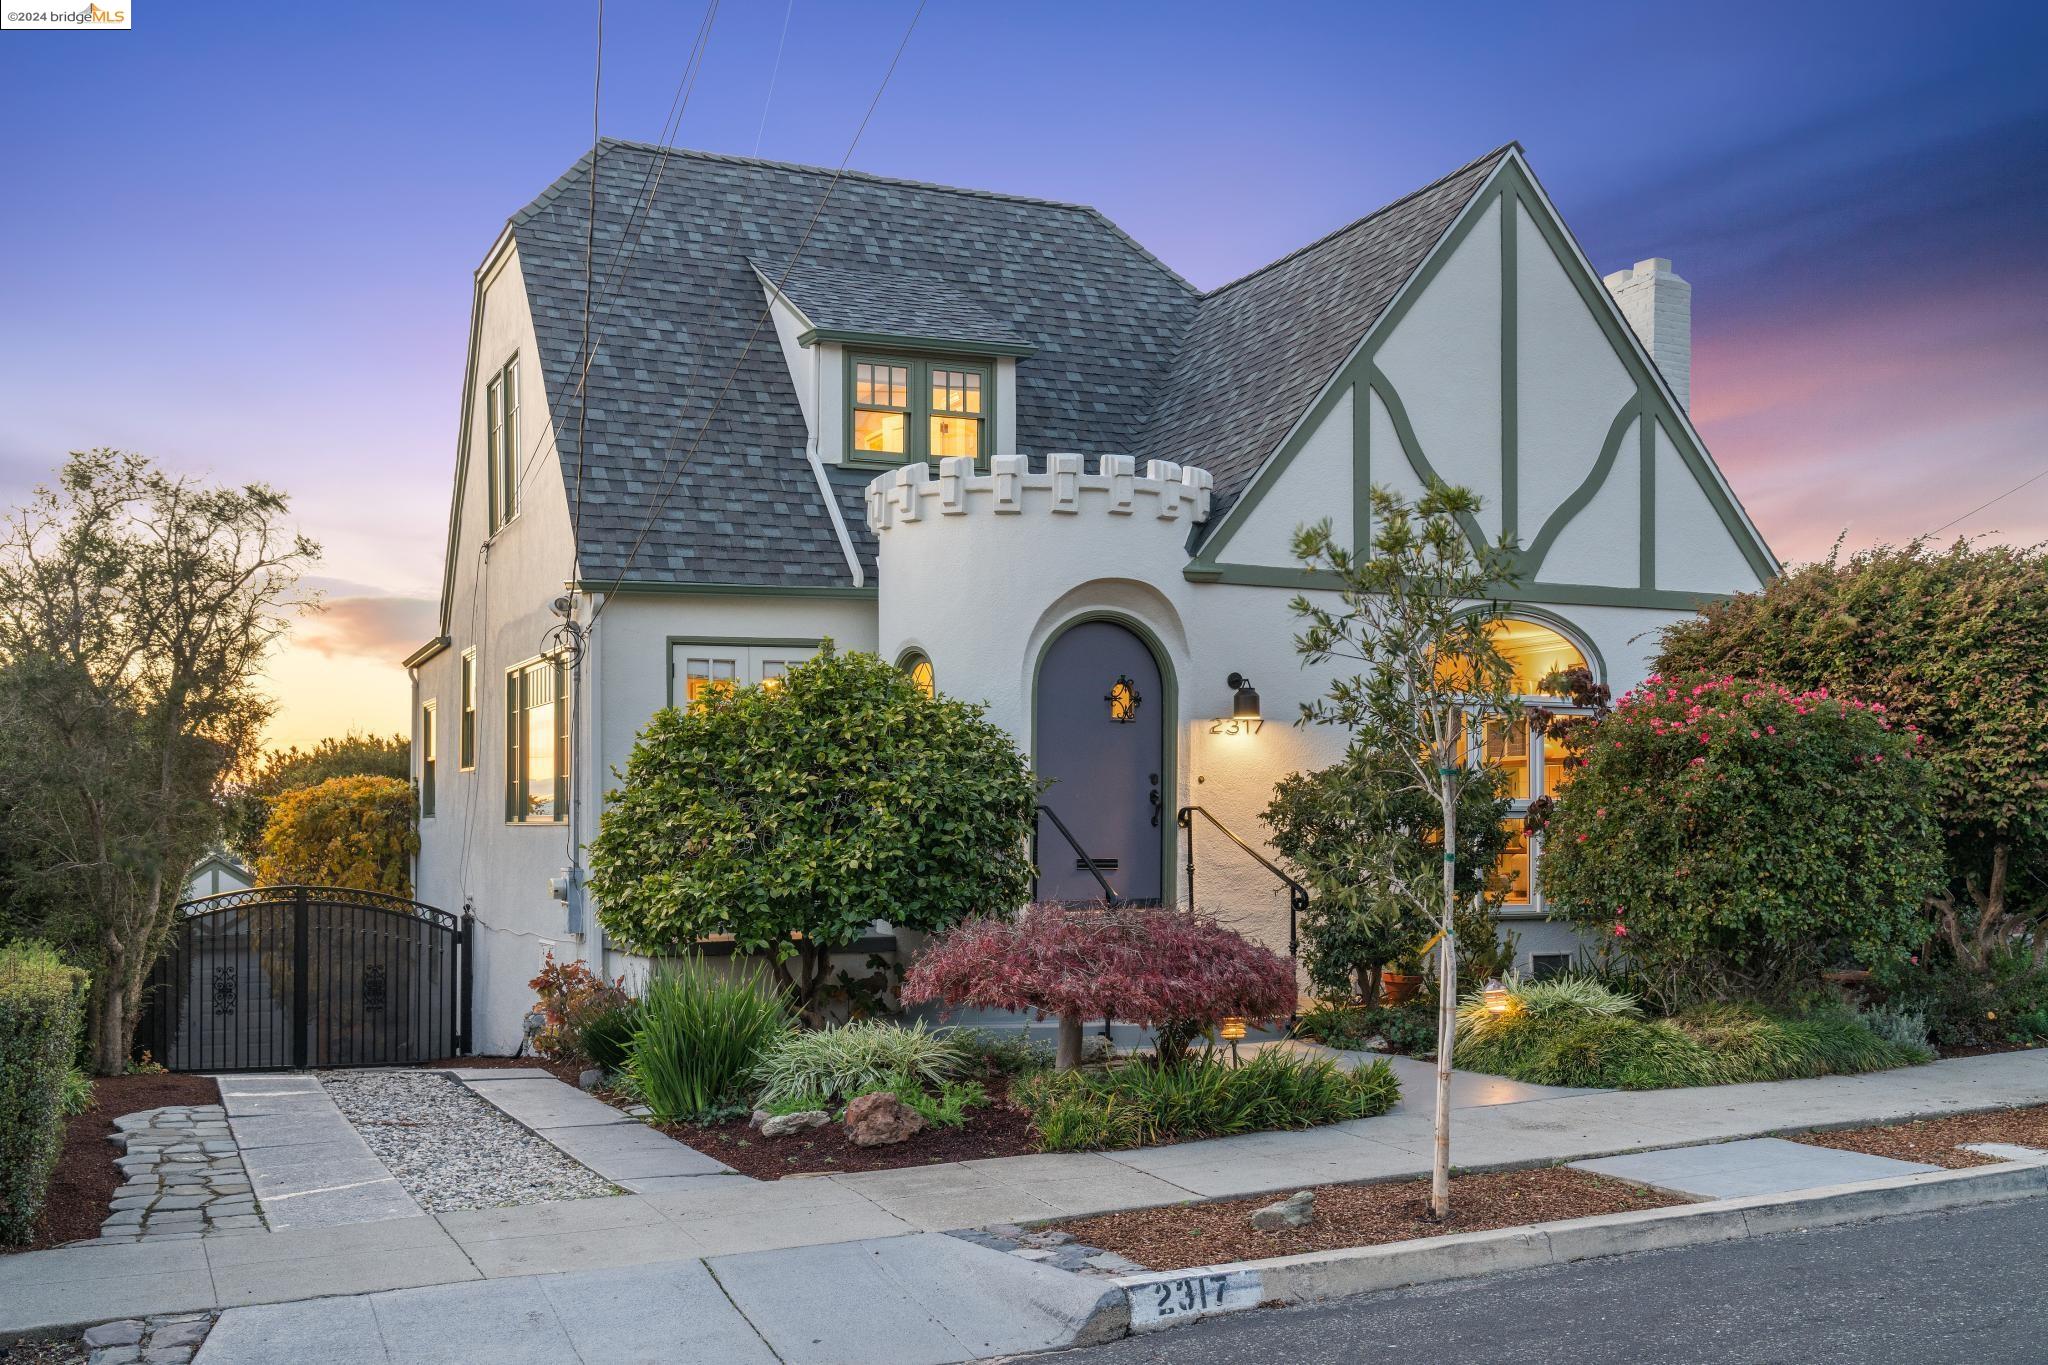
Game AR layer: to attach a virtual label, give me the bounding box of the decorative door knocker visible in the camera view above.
[1106,675,1141,723]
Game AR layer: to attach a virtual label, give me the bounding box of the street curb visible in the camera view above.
[1112,1158,2048,1333]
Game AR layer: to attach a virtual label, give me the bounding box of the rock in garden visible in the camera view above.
[844,1092,926,1147]
[84,1321,146,1349]
[1249,1190,1316,1231]
[759,1109,832,1138]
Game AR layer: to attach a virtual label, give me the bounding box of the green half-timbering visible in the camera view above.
[1188,153,1777,604]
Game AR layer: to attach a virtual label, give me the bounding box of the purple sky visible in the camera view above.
[2,1,2043,747]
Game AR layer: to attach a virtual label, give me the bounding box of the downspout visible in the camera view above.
[582,594,605,979]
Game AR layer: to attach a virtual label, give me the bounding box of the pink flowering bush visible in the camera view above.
[1539,673,1942,1006]
[902,904,1298,1068]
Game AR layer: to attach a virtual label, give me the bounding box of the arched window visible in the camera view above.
[1476,618,1597,914]
[898,650,935,698]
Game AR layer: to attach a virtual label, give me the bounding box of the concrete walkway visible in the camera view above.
[7,1049,2048,1351]
[217,1074,420,1230]
[451,1068,734,1194]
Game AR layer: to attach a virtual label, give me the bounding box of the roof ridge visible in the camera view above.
[1197,142,1520,300]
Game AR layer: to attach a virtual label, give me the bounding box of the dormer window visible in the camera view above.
[848,354,990,465]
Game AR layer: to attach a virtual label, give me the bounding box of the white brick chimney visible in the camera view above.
[1602,257,1691,411]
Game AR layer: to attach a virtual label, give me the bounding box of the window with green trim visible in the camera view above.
[485,356,521,532]
[848,354,990,464]
[506,656,566,823]
[458,649,476,769]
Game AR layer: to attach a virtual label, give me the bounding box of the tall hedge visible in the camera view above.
[255,774,420,896]
[1,940,87,1244]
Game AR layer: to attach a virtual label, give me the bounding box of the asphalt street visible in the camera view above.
[1044,1196,2048,1364]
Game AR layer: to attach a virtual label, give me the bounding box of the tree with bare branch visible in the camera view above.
[0,450,316,1072]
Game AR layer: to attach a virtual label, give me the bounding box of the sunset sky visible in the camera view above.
[2,1,2043,750]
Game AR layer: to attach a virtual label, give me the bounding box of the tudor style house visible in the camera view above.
[405,140,1775,1051]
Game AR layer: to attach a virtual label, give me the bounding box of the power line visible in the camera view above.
[588,0,929,625]
[513,0,724,507]
[754,0,795,156]
[1922,465,2048,539]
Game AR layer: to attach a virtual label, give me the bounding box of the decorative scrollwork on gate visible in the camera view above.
[210,965,238,1016]
[362,963,388,1014]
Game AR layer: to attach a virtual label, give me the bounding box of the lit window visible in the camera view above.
[1490,818,1530,907]
[848,355,991,464]
[1489,619,1587,696]
[900,652,935,698]
[506,658,566,823]
[682,655,738,708]
[459,650,476,769]
[1107,675,1141,724]
[420,703,437,819]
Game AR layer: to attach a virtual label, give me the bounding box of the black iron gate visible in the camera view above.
[140,886,472,1072]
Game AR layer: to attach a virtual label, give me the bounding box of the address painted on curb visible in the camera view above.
[1126,1269,1263,1331]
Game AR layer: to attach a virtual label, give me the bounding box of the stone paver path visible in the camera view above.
[1571,1135,1944,1199]
[94,1107,260,1244]
[82,1311,217,1365]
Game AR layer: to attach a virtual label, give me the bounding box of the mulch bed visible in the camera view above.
[657,1072,1041,1180]
[1044,1167,1681,1271]
[1793,1104,2048,1170]
[10,1072,220,1255]
[0,1336,87,1363]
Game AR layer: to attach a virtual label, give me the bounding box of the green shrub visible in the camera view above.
[627,959,792,1122]
[1874,948,2048,1048]
[944,1027,1054,1076]
[576,1003,640,1076]
[1858,1002,1932,1053]
[760,1092,834,1118]
[1013,1051,1400,1152]
[751,1020,970,1104]
[58,1067,94,1117]
[1,941,88,1244]
[858,1074,989,1129]
[1538,675,1943,1007]
[1294,1001,1438,1055]
[1454,979,1927,1090]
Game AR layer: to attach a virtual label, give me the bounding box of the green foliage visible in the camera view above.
[860,1074,990,1129]
[759,1092,834,1118]
[1293,1001,1438,1055]
[943,1027,1055,1076]
[588,643,1038,1016]
[1013,1051,1401,1152]
[1656,539,2048,972]
[527,952,632,1062]
[254,774,419,896]
[1,940,88,1244]
[626,959,792,1123]
[224,732,409,867]
[1266,745,1512,1003]
[576,1004,641,1076]
[1873,947,2048,1048]
[1454,978,1927,1090]
[1858,1002,1932,1054]
[751,1020,970,1105]
[1538,675,1943,1007]
[0,451,316,1071]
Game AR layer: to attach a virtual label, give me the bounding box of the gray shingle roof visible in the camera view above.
[752,256,1035,353]
[506,140,1503,586]
[511,142,1195,588]
[1138,145,1513,533]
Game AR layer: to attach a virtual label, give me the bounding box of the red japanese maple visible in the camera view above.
[902,903,1299,1067]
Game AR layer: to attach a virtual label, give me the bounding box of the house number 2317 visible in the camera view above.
[1208,718,1263,736]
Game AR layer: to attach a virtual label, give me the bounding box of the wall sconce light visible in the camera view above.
[1227,673,1260,721]
[1482,978,1513,1015]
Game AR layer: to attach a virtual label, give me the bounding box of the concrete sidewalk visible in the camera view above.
[7,1049,2047,1347]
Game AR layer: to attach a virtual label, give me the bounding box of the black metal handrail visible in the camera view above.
[1034,803,1122,905]
[1177,805,1308,957]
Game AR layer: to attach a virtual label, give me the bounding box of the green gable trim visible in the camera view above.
[1182,560,1729,612]
[799,328,1036,359]
[575,580,879,601]
[1190,152,1777,595]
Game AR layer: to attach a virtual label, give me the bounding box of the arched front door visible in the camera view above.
[1034,619,1166,904]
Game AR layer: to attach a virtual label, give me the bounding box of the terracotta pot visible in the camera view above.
[1378,970,1423,1006]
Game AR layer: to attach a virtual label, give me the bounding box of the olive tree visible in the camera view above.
[587,643,1038,1020]
[1288,481,1522,1220]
